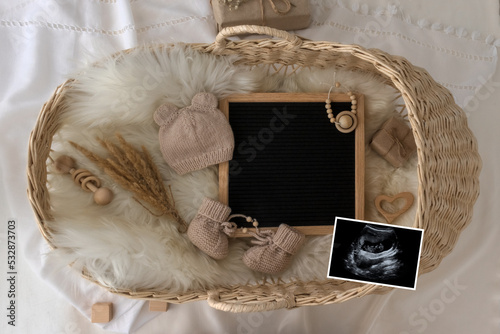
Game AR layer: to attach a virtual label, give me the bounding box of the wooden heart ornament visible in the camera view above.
[375,192,414,223]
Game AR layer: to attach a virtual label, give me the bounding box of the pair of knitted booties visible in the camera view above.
[187,197,305,275]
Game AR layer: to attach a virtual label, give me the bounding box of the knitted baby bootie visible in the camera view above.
[243,224,305,275]
[187,197,237,260]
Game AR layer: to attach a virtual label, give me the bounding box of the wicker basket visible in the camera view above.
[27,25,481,312]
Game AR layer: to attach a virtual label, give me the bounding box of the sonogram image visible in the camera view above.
[343,224,403,280]
[328,218,424,289]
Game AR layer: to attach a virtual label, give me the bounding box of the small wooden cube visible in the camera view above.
[149,301,168,312]
[91,302,113,323]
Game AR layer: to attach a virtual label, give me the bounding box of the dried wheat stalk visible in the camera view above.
[70,134,188,232]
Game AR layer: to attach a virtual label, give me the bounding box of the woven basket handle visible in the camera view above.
[213,25,303,53]
[207,290,296,312]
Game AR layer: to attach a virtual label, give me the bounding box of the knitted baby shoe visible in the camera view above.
[187,197,236,260]
[243,224,305,275]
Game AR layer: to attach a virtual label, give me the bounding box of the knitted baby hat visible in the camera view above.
[154,92,234,175]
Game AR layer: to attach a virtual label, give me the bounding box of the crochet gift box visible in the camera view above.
[211,0,311,31]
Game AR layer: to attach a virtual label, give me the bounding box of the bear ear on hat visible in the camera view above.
[154,102,179,126]
[191,92,218,109]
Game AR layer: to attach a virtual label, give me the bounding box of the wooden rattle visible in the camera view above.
[375,192,414,223]
[54,155,113,205]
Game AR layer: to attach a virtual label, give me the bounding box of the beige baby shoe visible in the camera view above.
[243,224,305,274]
[187,197,236,260]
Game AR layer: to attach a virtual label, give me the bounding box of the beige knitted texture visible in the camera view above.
[243,224,305,274]
[154,92,234,175]
[187,197,232,260]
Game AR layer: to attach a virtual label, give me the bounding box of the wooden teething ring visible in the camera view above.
[53,155,113,205]
[73,169,101,191]
[335,111,358,133]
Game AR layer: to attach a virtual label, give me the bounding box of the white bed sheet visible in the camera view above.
[1,1,499,333]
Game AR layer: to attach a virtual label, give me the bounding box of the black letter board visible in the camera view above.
[219,93,364,236]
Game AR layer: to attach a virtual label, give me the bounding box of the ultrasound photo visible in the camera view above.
[328,217,424,290]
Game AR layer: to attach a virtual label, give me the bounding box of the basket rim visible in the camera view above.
[26,29,482,311]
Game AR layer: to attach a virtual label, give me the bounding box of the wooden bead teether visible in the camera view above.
[54,155,113,205]
[325,84,358,133]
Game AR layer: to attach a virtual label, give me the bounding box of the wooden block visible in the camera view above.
[91,302,113,323]
[149,301,169,312]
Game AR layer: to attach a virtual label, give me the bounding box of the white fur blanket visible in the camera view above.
[46,45,417,293]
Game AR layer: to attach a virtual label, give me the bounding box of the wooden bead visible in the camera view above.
[352,100,357,105]
[335,82,341,88]
[338,115,353,129]
[330,118,335,123]
[327,114,334,119]
[347,91,352,96]
[335,111,357,133]
[246,216,253,223]
[242,227,248,234]
[325,104,331,109]
[325,99,331,104]
[93,187,114,206]
[351,104,357,110]
[252,220,259,227]
[350,95,356,100]
[351,110,357,115]
[54,155,76,174]
[326,108,333,113]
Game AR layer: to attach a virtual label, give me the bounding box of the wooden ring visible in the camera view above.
[335,111,358,133]
[73,169,92,185]
[81,176,101,192]
[73,169,101,191]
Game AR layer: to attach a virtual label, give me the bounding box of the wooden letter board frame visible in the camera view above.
[219,93,364,237]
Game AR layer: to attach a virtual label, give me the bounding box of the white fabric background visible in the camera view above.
[1,1,499,333]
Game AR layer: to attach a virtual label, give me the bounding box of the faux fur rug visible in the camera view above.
[46,44,418,293]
